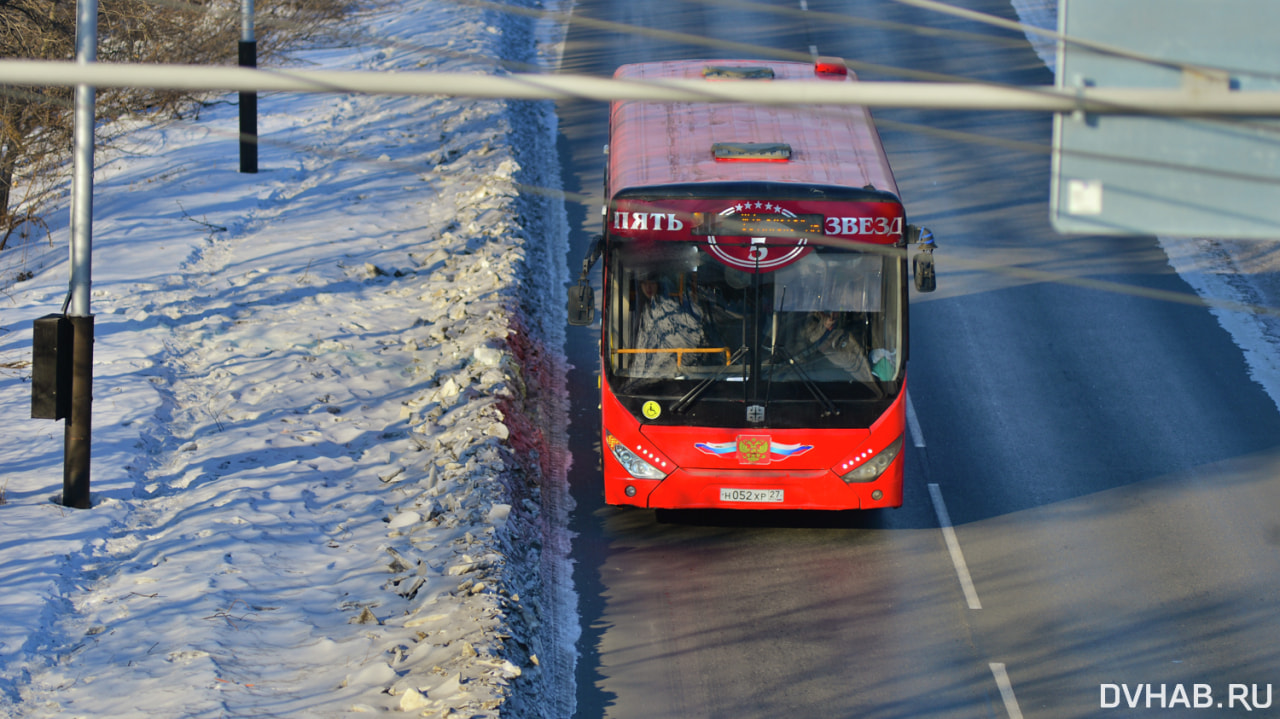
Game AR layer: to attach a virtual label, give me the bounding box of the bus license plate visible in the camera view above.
[720,488,784,503]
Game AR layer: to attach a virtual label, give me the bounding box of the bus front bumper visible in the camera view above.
[603,460,903,510]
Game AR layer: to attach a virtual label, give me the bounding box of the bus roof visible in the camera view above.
[608,60,900,200]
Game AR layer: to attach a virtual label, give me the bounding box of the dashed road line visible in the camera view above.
[801,0,815,58]
[990,663,1025,719]
[928,483,982,609]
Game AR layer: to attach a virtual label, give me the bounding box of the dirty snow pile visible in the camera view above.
[0,0,575,717]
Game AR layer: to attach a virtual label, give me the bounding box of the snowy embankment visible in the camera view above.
[0,0,574,716]
[1010,0,1280,412]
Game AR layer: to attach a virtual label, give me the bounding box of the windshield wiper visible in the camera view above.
[769,345,839,417]
[761,287,837,418]
[670,345,749,415]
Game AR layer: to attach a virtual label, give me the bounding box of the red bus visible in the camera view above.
[568,58,936,510]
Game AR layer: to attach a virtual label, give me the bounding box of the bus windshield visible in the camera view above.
[606,237,903,405]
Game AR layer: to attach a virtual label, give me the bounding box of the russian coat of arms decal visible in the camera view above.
[694,435,814,465]
[736,435,771,465]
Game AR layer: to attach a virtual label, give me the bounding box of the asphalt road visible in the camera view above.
[553,1,1280,716]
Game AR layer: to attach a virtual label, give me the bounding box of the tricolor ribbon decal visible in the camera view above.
[694,436,813,465]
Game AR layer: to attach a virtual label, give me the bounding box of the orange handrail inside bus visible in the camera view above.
[613,347,732,367]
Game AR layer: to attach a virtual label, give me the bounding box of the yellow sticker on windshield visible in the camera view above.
[642,401,661,420]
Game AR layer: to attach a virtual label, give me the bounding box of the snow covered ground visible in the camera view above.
[0,0,575,716]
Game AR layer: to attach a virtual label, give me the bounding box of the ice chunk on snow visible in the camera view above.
[437,377,461,400]
[473,346,501,366]
[399,687,431,711]
[486,503,510,526]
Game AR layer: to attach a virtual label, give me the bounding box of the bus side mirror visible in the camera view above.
[907,224,937,293]
[913,253,936,293]
[568,283,595,326]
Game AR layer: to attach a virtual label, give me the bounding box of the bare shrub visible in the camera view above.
[0,0,353,258]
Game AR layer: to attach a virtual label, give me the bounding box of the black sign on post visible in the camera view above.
[32,315,73,420]
[239,39,258,174]
[239,0,257,173]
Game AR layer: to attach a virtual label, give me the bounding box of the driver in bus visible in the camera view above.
[631,272,712,376]
[794,311,873,380]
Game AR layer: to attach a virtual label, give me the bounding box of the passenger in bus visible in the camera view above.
[631,274,711,376]
[794,311,873,380]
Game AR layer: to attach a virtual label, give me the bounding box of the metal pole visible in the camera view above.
[5,61,1280,116]
[239,0,257,173]
[64,0,97,509]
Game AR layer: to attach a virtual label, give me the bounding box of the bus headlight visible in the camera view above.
[840,435,904,483]
[606,433,670,480]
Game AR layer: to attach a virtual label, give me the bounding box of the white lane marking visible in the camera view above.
[928,483,982,609]
[799,0,809,10]
[990,663,1025,719]
[905,390,925,448]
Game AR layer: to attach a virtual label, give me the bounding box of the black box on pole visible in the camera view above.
[32,314,73,420]
[239,39,258,174]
